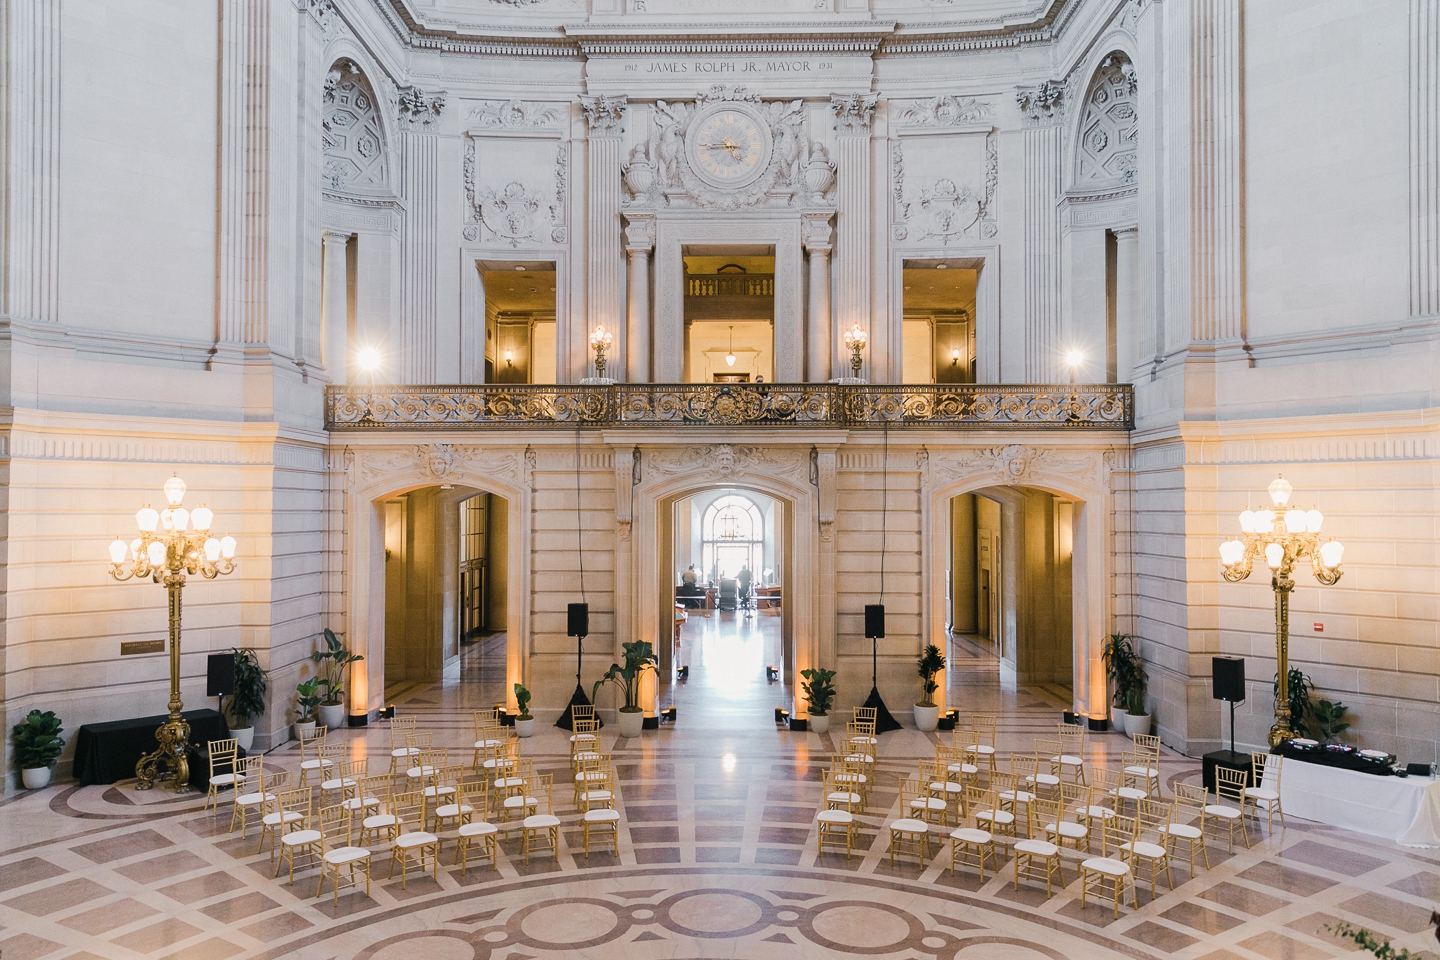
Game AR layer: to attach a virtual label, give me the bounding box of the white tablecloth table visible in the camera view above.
[1268,756,1440,847]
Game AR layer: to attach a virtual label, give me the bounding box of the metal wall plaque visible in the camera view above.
[121,640,165,656]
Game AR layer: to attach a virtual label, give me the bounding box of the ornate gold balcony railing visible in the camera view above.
[325,383,1133,431]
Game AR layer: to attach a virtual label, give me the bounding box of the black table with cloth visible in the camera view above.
[72,709,233,789]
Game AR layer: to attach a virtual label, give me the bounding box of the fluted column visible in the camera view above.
[321,230,350,383]
[624,214,655,382]
[830,95,878,380]
[581,97,628,378]
[2,0,62,324]
[1413,0,1440,318]
[397,88,445,382]
[802,214,834,382]
[1016,83,1065,382]
[1113,227,1138,383]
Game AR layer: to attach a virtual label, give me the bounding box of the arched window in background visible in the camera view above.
[702,495,765,582]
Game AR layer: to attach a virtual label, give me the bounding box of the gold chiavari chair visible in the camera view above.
[582,803,621,858]
[480,739,522,789]
[1014,797,1065,897]
[342,773,389,830]
[296,729,333,789]
[406,747,448,784]
[1042,782,1092,853]
[1081,814,1136,918]
[455,804,500,874]
[902,775,949,827]
[852,706,878,729]
[473,718,506,773]
[1123,733,1163,799]
[499,767,544,831]
[574,753,611,806]
[1096,764,1147,815]
[521,775,559,863]
[570,718,602,770]
[1160,783,1210,875]
[259,785,308,859]
[949,790,999,880]
[832,754,871,808]
[842,726,877,767]
[360,788,404,847]
[920,758,965,823]
[1124,799,1176,897]
[1035,738,1070,792]
[387,716,421,778]
[276,792,323,884]
[886,810,930,866]
[1244,752,1285,833]
[823,768,863,813]
[816,806,858,859]
[431,779,483,845]
[493,758,535,819]
[1015,752,1060,800]
[229,756,270,835]
[320,757,366,807]
[203,738,243,812]
[994,771,1036,837]
[1208,767,1251,852]
[966,784,1015,838]
[1054,723,1088,785]
[578,764,617,812]
[420,764,464,829]
[388,791,440,888]
[963,714,999,775]
[315,803,371,905]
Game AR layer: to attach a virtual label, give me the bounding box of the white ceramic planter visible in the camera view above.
[808,713,831,734]
[914,704,940,733]
[515,717,535,737]
[293,720,317,741]
[1121,711,1152,738]
[317,703,346,730]
[230,726,255,752]
[617,708,645,738]
[21,767,51,790]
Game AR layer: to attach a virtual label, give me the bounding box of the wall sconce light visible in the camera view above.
[504,349,513,368]
[951,348,961,366]
[589,325,614,379]
[842,323,867,378]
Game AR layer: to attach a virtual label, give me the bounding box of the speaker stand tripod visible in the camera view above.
[862,636,902,733]
[555,636,600,730]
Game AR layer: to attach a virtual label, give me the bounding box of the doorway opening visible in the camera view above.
[383,486,509,704]
[478,260,556,384]
[662,487,792,727]
[683,247,774,383]
[901,260,977,383]
[948,487,1073,694]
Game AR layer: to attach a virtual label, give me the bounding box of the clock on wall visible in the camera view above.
[685,103,773,190]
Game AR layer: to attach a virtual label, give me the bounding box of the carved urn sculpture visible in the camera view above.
[623,144,655,199]
[803,143,835,202]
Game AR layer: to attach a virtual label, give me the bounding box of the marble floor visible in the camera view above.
[3,617,1438,960]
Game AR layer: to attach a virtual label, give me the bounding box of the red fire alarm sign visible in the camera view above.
[1313,623,1324,632]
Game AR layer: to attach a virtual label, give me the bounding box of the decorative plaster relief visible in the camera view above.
[1015,81,1064,125]
[933,444,1105,491]
[1075,54,1138,188]
[628,86,825,211]
[894,96,993,127]
[830,93,879,130]
[395,86,446,127]
[467,99,565,130]
[464,140,568,245]
[580,94,628,134]
[323,62,388,193]
[644,443,808,485]
[891,132,998,243]
[353,444,527,489]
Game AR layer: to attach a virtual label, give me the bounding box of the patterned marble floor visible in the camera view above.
[3,619,1438,960]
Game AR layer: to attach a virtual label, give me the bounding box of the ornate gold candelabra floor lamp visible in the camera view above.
[1219,476,1344,747]
[108,476,237,791]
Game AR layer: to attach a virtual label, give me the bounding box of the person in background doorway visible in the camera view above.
[682,564,698,586]
[737,564,753,593]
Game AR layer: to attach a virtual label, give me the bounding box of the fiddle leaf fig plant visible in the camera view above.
[592,640,656,713]
[800,667,837,717]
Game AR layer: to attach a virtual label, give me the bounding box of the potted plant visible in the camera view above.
[593,640,656,738]
[311,628,364,729]
[1103,634,1150,737]
[513,683,535,737]
[12,710,64,789]
[293,677,321,740]
[914,644,946,732]
[225,647,267,751]
[800,667,837,734]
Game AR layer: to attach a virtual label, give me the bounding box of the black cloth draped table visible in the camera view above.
[72,709,233,790]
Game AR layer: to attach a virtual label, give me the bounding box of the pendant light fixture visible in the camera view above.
[725,325,737,367]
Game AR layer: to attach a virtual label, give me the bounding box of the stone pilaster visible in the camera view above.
[623,214,654,382]
[320,230,350,383]
[581,96,628,377]
[397,87,446,383]
[802,214,835,382]
[830,95,878,381]
[1113,226,1139,384]
[1413,0,1440,318]
[1016,82,1064,382]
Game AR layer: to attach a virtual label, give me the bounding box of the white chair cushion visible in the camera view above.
[1077,804,1115,820]
[300,759,332,770]
[1205,804,1241,820]
[889,818,928,834]
[817,810,853,825]
[458,821,498,837]
[950,827,992,844]
[524,814,561,829]
[910,797,948,813]
[584,809,621,823]
[391,746,421,758]
[324,846,370,865]
[236,791,269,805]
[503,795,538,809]
[1047,821,1088,839]
[423,786,457,799]
[976,809,1015,825]
[362,813,398,829]
[1000,790,1036,804]
[1082,856,1130,877]
[827,791,862,806]
[1245,787,1280,802]
[262,811,304,827]
[395,832,437,849]
[1122,840,1167,859]
[435,803,474,819]
[1030,774,1061,786]
[341,796,380,812]
[1116,787,1148,801]
[1124,765,1159,778]
[947,763,980,776]
[406,765,437,778]
[930,780,964,795]
[1161,823,1202,839]
[474,739,504,749]
[581,790,614,805]
[970,745,996,755]
[1053,754,1083,766]
[1015,838,1059,857]
[320,777,357,791]
[209,773,243,787]
[282,829,321,846]
[494,776,524,790]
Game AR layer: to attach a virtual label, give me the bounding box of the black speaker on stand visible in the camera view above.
[556,603,601,730]
[861,604,902,733]
[1212,656,1245,755]
[207,652,235,719]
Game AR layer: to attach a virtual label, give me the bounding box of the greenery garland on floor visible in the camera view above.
[1327,914,1440,959]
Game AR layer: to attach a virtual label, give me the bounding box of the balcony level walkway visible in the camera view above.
[0,653,1426,960]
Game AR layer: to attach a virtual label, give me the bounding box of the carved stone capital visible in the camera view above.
[830,93,879,132]
[624,213,656,253]
[1015,82,1064,125]
[801,213,834,251]
[580,95,627,135]
[396,86,445,127]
